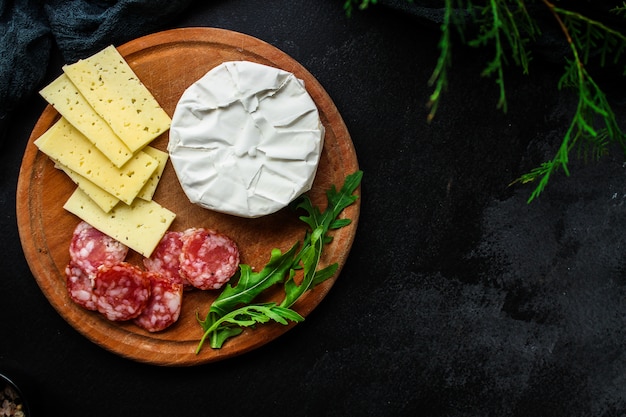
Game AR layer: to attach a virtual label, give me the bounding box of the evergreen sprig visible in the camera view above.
[344,0,378,17]
[465,0,540,112]
[427,0,455,122]
[514,1,626,201]
[344,0,626,202]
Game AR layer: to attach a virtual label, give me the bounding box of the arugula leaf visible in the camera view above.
[209,243,299,317]
[311,263,339,287]
[297,170,362,235]
[280,172,362,308]
[195,170,362,353]
[279,229,324,309]
[196,304,305,351]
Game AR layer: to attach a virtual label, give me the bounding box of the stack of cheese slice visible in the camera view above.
[34,45,175,257]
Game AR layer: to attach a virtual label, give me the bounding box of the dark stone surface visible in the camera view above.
[2,1,626,416]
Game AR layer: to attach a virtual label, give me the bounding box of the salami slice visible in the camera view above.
[143,231,190,288]
[69,221,128,277]
[134,272,183,332]
[65,221,129,312]
[65,261,98,311]
[93,262,151,321]
[179,228,240,290]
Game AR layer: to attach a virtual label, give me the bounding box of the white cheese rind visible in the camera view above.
[62,45,171,152]
[168,61,324,218]
[63,187,176,257]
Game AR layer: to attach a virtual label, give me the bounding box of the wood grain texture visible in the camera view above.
[16,28,360,366]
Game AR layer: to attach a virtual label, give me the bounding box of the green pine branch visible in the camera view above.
[427,0,455,122]
[343,0,378,17]
[344,0,626,202]
[515,1,626,201]
[464,0,540,112]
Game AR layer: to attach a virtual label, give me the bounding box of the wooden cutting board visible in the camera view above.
[16,27,360,366]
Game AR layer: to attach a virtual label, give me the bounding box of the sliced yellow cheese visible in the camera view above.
[137,146,168,201]
[54,145,168,212]
[62,45,171,152]
[56,163,119,213]
[34,117,158,205]
[39,74,133,168]
[64,187,176,257]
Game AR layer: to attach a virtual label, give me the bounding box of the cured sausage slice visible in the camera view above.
[65,221,128,311]
[65,261,98,311]
[69,221,128,277]
[134,272,183,332]
[143,231,190,288]
[93,262,151,321]
[179,228,240,290]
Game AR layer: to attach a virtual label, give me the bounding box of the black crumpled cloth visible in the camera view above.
[0,0,193,135]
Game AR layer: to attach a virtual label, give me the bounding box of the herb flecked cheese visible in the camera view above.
[62,45,171,152]
[56,164,119,213]
[55,145,169,212]
[34,117,158,205]
[137,146,168,201]
[63,188,176,257]
[39,74,134,168]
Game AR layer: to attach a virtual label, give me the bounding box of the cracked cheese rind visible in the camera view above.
[63,187,176,257]
[34,117,158,205]
[168,61,324,218]
[39,73,134,168]
[62,45,171,153]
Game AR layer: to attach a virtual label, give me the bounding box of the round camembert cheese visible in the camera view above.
[168,61,325,218]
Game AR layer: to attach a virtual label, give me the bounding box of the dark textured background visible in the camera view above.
[2,1,626,416]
